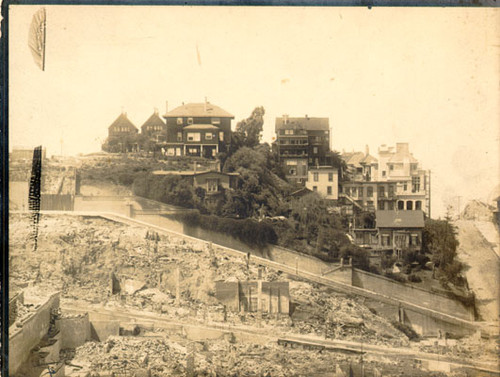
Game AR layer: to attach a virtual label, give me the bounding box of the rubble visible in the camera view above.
[9,213,497,376]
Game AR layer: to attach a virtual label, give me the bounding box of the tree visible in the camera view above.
[222,146,286,218]
[235,106,265,148]
[422,217,462,284]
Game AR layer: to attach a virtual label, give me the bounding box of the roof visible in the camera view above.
[341,152,365,168]
[141,112,165,130]
[184,124,220,130]
[152,170,239,177]
[275,117,329,132]
[164,102,234,118]
[108,113,138,131]
[289,187,313,197]
[376,210,425,228]
[361,154,378,164]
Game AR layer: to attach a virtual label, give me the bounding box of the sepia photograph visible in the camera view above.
[5,5,500,377]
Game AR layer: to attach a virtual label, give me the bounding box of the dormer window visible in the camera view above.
[177,117,183,125]
[187,118,194,125]
[212,118,220,125]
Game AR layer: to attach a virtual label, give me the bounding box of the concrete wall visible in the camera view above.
[74,196,131,215]
[352,269,474,321]
[9,292,60,376]
[57,313,91,349]
[215,281,239,311]
[41,194,74,211]
[90,320,120,341]
[268,245,333,276]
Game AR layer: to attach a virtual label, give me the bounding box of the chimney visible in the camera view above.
[154,107,158,115]
[365,144,369,156]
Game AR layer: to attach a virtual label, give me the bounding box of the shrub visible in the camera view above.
[384,272,407,283]
[408,274,422,283]
[172,212,277,249]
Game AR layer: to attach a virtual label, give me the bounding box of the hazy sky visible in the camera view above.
[9,6,500,217]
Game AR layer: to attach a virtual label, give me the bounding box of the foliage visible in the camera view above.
[174,211,278,248]
[380,255,397,272]
[384,272,407,283]
[422,218,463,284]
[132,173,203,209]
[235,106,265,148]
[408,274,422,283]
[222,146,290,218]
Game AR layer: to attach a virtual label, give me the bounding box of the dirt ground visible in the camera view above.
[455,220,500,322]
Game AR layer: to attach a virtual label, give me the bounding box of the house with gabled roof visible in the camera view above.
[108,112,139,138]
[352,209,425,257]
[162,100,234,158]
[140,109,165,140]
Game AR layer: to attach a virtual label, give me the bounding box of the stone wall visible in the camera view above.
[352,269,474,321]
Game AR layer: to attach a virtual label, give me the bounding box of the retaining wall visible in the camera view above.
[352,269,474,321]
[9,292,60,376]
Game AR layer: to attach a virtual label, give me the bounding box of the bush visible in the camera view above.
[173,212,277,249]
[408,274,422,283]
[384,272,407,283]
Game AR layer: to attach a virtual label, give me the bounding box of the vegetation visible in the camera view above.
[174,211,278,248]
[422,216,464,286]
[391,321,420,341]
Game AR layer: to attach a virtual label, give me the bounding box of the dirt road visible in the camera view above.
[455,220,500,322]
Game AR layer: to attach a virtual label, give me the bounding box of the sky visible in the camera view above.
[9,5,500,217]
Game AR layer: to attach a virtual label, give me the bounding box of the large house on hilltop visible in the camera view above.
[273,115,337,185]
[340,143,430,216]
[162,101,234,158]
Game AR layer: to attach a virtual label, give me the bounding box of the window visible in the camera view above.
[187,132,200,142]
[358,187,364,198]
[411,234,420,246]
[416,201,422,210]
[207,178,218,192]
[378,186,385,197]
[177,132,183,142]
[406,201,413,210]
[344,187,350,196]
[388,185,395,196]
[313,147,318,154]
[382,171,386,177]
[388,201,394,210]
[166,148,175,156]
[187,117,194,125]
[378,201,385,210]
[313,172,319,182]
[352,187,357,196]
[212,118,220,125]
[328,173,334,182]
[313,186,318,191]
[367,187,373,197]
[389,164,394,171]
[381,235,391,246]
[327,186,332,195]
[177,117,183,125]
[285,129,294,135]
[403,183,408,191]
[412,176,420,193]
[188,147,198,154]
[205,132,213,140]
[398,201,404,210]
[219,132,224,141]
